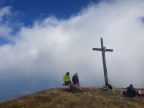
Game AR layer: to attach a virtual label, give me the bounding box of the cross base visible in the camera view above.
[101,84,113,91]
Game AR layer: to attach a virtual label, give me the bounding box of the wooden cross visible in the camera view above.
[92,38,113,86]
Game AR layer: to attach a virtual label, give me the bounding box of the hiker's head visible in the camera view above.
[75,72,78,75]
[130,84,133,88]
[66,72,70,75]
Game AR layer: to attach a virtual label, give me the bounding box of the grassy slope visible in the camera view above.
[0,87,144,108]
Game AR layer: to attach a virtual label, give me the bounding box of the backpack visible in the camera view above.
[71,84,77,93]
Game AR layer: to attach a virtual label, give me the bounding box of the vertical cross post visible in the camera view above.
[92,38,113,86]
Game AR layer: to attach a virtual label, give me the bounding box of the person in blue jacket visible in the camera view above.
[72,72,81,90]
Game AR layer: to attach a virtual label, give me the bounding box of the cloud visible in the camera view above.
[0,6,12,38]
[0,0,144,98]
[0,6,22,45]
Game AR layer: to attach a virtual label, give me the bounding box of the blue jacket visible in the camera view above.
[72,75,79,84]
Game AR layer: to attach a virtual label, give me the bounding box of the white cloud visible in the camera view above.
[0,6,11,17]
[0,0,144,93]
[0,6,13,38]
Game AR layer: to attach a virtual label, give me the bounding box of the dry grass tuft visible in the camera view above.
[0,87,144,108]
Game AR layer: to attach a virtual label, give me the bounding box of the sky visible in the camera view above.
[0,0,144,101]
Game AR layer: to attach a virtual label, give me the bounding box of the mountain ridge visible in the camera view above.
[0,87,144,108]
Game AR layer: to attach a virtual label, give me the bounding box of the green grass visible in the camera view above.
[0,87,144,108]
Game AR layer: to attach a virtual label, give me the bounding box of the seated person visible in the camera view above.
[135,89,144,97]
[136,89,142,96]
[72,72,81,90]
[127,84,137,97]
[122,84,137,98]
[63,72,71,91]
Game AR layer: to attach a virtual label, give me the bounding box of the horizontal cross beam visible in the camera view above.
[92,48,113,52]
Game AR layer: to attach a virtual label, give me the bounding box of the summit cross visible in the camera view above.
[92,38,113,86]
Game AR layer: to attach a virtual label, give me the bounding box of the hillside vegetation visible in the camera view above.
[0,87,144,108]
